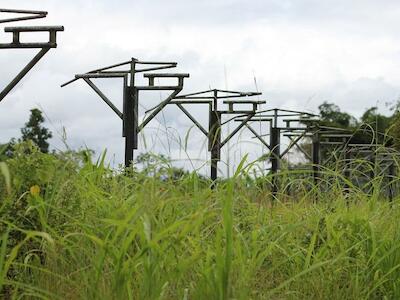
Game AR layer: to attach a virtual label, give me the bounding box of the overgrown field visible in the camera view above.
[1,143,400,299]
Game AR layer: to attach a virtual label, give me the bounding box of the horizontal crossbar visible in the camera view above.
[5,26,64,32]
[0,42,57,49]
[75,73,126,79]
[137,86,183,90]
[234,118,272,122]
[169,100,211,104]
[220,110,256,114]
[0,25,64,49]
[322,134,353,138]
[143,73,189,78]
[283,118,316,122]
[223,100,266,104]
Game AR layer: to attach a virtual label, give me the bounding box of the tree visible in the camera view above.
[298,102,395,160]
[318,102,357,128]
[316,102,394,144]
[21,109,52,153]
[359,107,394,144]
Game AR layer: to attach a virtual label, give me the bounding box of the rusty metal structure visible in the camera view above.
[0,8,64,102]
[233,110,397,199]
[231,109,396,198]
[234,108,318,195]
[283,125,352,183]
[0,8,397,201]
[61,59,189,167]
[312,128,399,200]
[168,89,265,182]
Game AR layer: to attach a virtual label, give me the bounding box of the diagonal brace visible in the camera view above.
[0,8,47,24]
[246,124,271,150]
[280,132,306,159]
[288,136,312,161]
[176,103,208,136]
[0,47,49,102]
[83,78,123,119]
[138,88,182,132]
[220,113,254,148]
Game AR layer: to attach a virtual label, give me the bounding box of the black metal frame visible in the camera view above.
[168,89,265,182]
[61,58,189,167]
[235,108,318,196]
[320,132,399,199]
[0,8,64,102]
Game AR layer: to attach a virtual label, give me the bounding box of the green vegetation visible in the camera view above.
[1,108,52,161]
[317,101,400,146]
[0,106,400,299]
[1,142,400,299]
[20,108,52,154]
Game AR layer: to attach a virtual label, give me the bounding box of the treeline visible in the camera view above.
[2,102,400,162]
[0,108,194,180]
[316,102,400,147]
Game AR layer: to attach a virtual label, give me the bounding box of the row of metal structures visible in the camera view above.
[1,8,398,199]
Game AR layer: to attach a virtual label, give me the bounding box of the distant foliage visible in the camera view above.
[21,108,52,153]
[298,101,400,149]
[318,102,357,128]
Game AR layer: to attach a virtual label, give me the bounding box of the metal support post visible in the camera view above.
[270,126,280,198]
[123,75,135,167]
[209,109,221,183]
[312,132,320,185]
[344,143,351,192]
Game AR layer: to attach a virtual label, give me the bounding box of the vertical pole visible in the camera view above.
[211,152,218,183]
[209,109,218,182]
[124,76,134,168]
[312,132,320,185]
[344,139,351,193]
[270,111,280,198]
[132,90,138,151]
[209,90,220,186]
[131,59,138,152]
[123,59,136,168]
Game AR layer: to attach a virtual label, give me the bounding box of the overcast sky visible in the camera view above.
[1,0,400,174]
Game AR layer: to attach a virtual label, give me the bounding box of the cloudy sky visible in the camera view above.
[1,0,400,175]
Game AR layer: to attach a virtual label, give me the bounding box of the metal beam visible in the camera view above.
[176,104,208,136]
[0,8,47,24]
[246,124,271,150]
[220,113,254,148]
[0,47,49,102]
[83,78,123,119]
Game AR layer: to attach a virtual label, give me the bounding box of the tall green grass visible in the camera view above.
[1,142,400,299]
